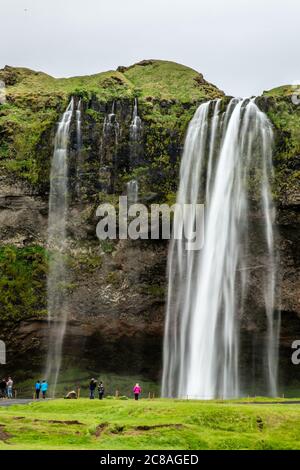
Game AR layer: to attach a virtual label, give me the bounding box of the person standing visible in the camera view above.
[98,381,105,400]
[6,377,13,399]
[0,378,6,398]
[41,380,48,399]
[133,383,141,401]
[35,380,41,399]
[89,378,97,399]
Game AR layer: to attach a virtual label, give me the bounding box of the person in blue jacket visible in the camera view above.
[35,380,41,399]
[89,378,97,399]
[41,380,48,399]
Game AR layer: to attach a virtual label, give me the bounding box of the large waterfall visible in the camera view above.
[162,98,280,399]
[45,99,74,395]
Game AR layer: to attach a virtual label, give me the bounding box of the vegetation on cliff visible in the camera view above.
[0,245,47,324]
[262,86,300,205]
[0,60,222,187]
[1,61,298,206]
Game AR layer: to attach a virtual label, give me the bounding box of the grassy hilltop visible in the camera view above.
[0,59,222,185]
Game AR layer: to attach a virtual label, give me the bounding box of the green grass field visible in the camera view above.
[0,398,300,450]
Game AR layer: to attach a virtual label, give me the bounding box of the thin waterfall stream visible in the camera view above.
[130,97,142,141]
[76,98,82,198]
[129,97,143,166]
[103,100,120,144]
[45,99,74,396]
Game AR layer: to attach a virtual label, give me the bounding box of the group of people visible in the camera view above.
[89,379,105,399]
[35,380,48,399]
[1,376,142,400]
[89,379,142,400]
[0,377,13,399]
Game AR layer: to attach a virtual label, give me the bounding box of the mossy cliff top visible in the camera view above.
[0,60,223,187]
[0,59,222,103]
[260,86,300,206]
[263,85,300,160]
[0,60,298,205]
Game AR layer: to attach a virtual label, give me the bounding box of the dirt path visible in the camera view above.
[0,399,49,407]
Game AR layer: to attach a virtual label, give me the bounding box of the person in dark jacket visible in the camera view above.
[89,378,97,399]
[0,378,6,398]
[35,380,41,399]
[98,381,105,400]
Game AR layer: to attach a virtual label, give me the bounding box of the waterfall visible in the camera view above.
[45,99,74,396]
[76,98,82,198]
[76,98,81,149]
[103,101,120,144]
[127,179,139,205]
[129,98,143,166]
[130,98,142,141]
[100,101,120,193]
[162,98,280,399]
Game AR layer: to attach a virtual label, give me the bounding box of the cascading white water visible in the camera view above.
[75,99,82,198]
[162,98,280,399]
[129,98,143,166]
[103,101,120,144]
[130,98,142,140]
[45,99,73,395]
[127,179,139,205]
[76,98,81,148]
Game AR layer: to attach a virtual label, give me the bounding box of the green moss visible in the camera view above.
[141,284,165,299]
[259,89,300,202]
[0,99,62,184]
[3,60,297,205]
[100,240,115,254]
[264,84,298,98]
[122,60,223,101]
[0,245,47,324]
[268,103,300,160]
[85,108,102,122]
[0,61,223,188]
[106,271,121,286]
[0,61,222,103]
[262,87,300,159]
[97,192,120,206]
[165,192,177,206]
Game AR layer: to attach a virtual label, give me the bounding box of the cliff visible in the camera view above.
[0,60,299,393]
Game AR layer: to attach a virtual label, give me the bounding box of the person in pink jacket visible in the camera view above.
[133,383,142,400]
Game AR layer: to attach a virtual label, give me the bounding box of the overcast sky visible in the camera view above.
[1,0,299,96]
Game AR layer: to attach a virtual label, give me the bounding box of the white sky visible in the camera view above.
[1,0,299,96]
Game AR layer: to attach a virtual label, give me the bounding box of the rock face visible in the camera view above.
[0,61,299,392]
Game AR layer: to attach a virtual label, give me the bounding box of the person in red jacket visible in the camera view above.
[133,383,142,400]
